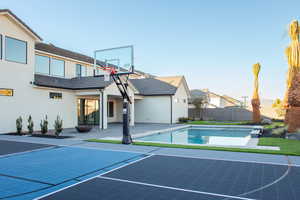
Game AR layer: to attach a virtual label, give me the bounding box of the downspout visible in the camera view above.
[100,89,104,130]
[170,95,173,124]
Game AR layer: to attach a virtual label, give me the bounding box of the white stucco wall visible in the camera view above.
[172,82,189,123]
[0,14,77,133]
[134,96,171,123]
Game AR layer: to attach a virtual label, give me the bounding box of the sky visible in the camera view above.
[1,0,300,101]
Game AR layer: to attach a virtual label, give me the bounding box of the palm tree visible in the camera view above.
[284,20,300,132]
[251,63,261,123]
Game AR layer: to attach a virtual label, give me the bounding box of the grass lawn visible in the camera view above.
[258,138,300,155]
[263,122,285,130]
[187,121,252,125]
[86,137,300,156]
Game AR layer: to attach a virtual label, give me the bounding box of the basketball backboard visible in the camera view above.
[93,45,134,79]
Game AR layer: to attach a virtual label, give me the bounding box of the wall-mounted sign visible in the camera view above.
[0,89,13,96]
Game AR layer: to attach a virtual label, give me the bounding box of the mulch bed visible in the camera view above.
[3,133,27,136]
[4,131,73,139]
[30,134,73,139]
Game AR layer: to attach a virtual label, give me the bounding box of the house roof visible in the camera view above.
[222,95,242,105]
[35,43,154,78]
[0,9,42,41]
[34,74,113,90]
[35,43,96,65]
[130,78,177,96]
[156,76,184,87]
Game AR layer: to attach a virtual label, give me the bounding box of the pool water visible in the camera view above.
[137,128,252,146]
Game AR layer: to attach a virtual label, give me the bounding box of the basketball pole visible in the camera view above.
[122,98,132,144]
[94,45,134,145]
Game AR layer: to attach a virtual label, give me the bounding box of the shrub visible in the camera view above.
[271,126,287,138]
[40,115,48,135]
[54,115,63,136]
[16,116,23,135]
[27,115,34,134]
[178,117,189,123]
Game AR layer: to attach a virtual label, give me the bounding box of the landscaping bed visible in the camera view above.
[30,134,73,139]
[4,132,27,136]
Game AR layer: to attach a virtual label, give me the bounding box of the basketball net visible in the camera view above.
[96,66,117,81]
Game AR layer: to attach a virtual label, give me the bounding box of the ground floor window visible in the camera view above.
[108,101,114,117]
[77,99,100,125]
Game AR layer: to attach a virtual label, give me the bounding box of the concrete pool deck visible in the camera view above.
[0,123,279,150]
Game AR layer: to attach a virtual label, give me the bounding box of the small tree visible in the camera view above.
[54,115,63,136]
[272,98,285,118]
[27,115,34,134]
[40,115,48,135]
[191,97,207,120]
[16,116,23,135]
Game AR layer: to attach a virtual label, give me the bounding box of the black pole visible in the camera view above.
[122,99,132,144]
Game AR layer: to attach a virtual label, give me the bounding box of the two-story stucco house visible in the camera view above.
[0,9,190,134]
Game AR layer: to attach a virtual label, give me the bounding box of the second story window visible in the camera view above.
[5,36,27,64]
[76,64,87,77]
[35,55,65,77]
[35,55,50,74]
[50,58,65,77]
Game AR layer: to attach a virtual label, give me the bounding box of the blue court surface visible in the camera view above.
[0,141,143,200]
[0,140,300,200]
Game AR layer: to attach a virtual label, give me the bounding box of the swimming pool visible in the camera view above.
[136,127,253,146]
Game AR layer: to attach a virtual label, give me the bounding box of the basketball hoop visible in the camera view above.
[96,66,117,75]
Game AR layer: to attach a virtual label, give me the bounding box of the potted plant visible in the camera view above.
[75,125,92,133]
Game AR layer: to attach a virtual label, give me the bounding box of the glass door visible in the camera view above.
[77,99,100,125]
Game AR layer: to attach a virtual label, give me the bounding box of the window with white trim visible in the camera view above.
[35,55,65,77]
[5,36,27,64]
[107,101,114,117]
[76,64,87,77]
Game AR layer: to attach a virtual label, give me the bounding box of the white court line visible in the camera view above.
[33,154,154,200]
[155,152,300,167]
[63,143,158,155]
[0,146,56,159]
[65,144,300,167]
[232,157,292,198]
[98,176,255,200]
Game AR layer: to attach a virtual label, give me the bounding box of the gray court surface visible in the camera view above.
[39,155,300,200]
[0,140,53,156]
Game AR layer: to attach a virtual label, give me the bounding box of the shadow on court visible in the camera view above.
[0,139,53,156]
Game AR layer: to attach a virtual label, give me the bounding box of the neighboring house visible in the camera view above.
[0,9,190,133]
[189,89,242,108]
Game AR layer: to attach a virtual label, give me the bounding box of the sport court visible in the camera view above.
[0,139,299,200]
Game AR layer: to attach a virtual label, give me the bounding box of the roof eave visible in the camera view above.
[0,9,42,41]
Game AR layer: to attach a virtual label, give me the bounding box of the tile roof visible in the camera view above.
[34,74,113,90]
[35,43,96,65]
[130,78,177,96]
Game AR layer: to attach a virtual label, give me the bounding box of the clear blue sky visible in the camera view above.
[1,0,300,100]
